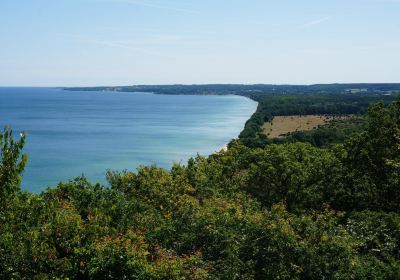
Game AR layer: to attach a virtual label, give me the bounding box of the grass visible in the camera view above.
[262,115,351,139]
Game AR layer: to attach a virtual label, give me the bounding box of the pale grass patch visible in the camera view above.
[262,115,351,139]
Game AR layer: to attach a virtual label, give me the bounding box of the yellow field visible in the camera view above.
[262,115,345,139]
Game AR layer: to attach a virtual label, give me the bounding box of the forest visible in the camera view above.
[1,91,400,279]
[238,92,396,148]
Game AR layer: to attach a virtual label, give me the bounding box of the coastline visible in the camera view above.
[4,87,257,192]
[63,87,259,155]
[64,86,259,158]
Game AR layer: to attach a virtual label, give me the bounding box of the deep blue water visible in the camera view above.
[0,87,257,192]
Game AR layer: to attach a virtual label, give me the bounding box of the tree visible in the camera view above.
[0,127,28,204]
[339,97,400,211]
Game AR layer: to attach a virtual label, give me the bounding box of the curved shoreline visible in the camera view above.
[66,87,259,156]
[1,87,257,192]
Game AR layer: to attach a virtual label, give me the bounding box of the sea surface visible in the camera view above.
[0,87,257,192]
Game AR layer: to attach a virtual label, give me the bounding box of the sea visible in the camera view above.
[0,87,257,192]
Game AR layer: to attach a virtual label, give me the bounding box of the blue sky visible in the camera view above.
[0,0,399,86]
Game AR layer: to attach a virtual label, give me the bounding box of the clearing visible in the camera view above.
[262,115,350,139]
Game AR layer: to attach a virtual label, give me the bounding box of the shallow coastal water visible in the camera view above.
[0,87,257,192]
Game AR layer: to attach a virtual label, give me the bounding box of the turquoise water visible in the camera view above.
[0,87,257,192]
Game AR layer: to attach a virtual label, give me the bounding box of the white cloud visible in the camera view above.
[298,16,332,29]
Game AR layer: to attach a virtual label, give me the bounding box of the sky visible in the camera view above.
[0,0,399,86]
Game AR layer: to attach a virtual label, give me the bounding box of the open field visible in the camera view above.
[262,115,351,139]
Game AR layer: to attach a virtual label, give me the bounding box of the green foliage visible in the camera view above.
[335,99,400,212]
[242,143,341,212]
[0,127,27,203]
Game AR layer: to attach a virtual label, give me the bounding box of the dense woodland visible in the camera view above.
[1,86,400,279]
[238,92,395,148]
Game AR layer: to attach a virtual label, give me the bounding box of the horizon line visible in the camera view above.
[1,82,400,88]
